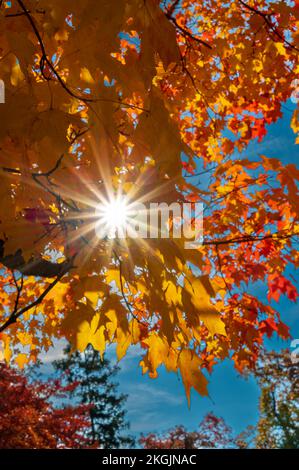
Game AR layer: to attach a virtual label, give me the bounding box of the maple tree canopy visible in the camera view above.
[0,0,298,404]
[0,363,89,448]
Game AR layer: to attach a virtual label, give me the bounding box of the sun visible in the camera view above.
[95,195,130,239]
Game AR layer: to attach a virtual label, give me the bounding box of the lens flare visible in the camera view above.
[95,196,129,239]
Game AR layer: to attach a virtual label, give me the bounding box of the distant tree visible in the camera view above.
[0,363,89,449]
[54,345,134,449]
[140,412,235,449]
[253,349,299,449]
[234,425,255,449]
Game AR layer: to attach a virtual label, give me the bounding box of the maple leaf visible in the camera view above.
[178,350,209,406]
[259,318,279,339]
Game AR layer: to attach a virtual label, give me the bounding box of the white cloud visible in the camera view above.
[122,382,185,433]
[39,339,66,363]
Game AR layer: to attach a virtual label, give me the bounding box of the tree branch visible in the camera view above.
[238,0,299,53]
[165,12,212,49]
[15,0,149,112]
[203,232,297,247]
[0,265,69,333]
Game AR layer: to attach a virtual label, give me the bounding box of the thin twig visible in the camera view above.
[15,0,149,112]
[238,0,299,53]
[165,12,212,49]
[203,232,297,247]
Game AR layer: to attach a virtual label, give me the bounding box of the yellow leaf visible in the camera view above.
[142,333,169,373]
[178,349,208,406]
[15,353,29,369]
[61,302,94,334]
[0,337,12,363]
[105,269,122,291]
[85,291,99,307]
[184,276,218,314]
[199,312,227,337]
[116,329,131,361]
[11,61,25,86]
[163,280,182,306]
[275,42,286,56]
[116,318,140,361]
[90,325,106,358]
[77,313,106,358]
[80,67,95,84]
[291,109,299,134]
[17,331,32,346]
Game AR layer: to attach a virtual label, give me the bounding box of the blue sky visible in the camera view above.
[41,102,298,440]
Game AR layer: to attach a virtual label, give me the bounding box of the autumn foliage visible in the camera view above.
[0,363,89,448]
[0,0,298,403]
[140,413,236,449]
